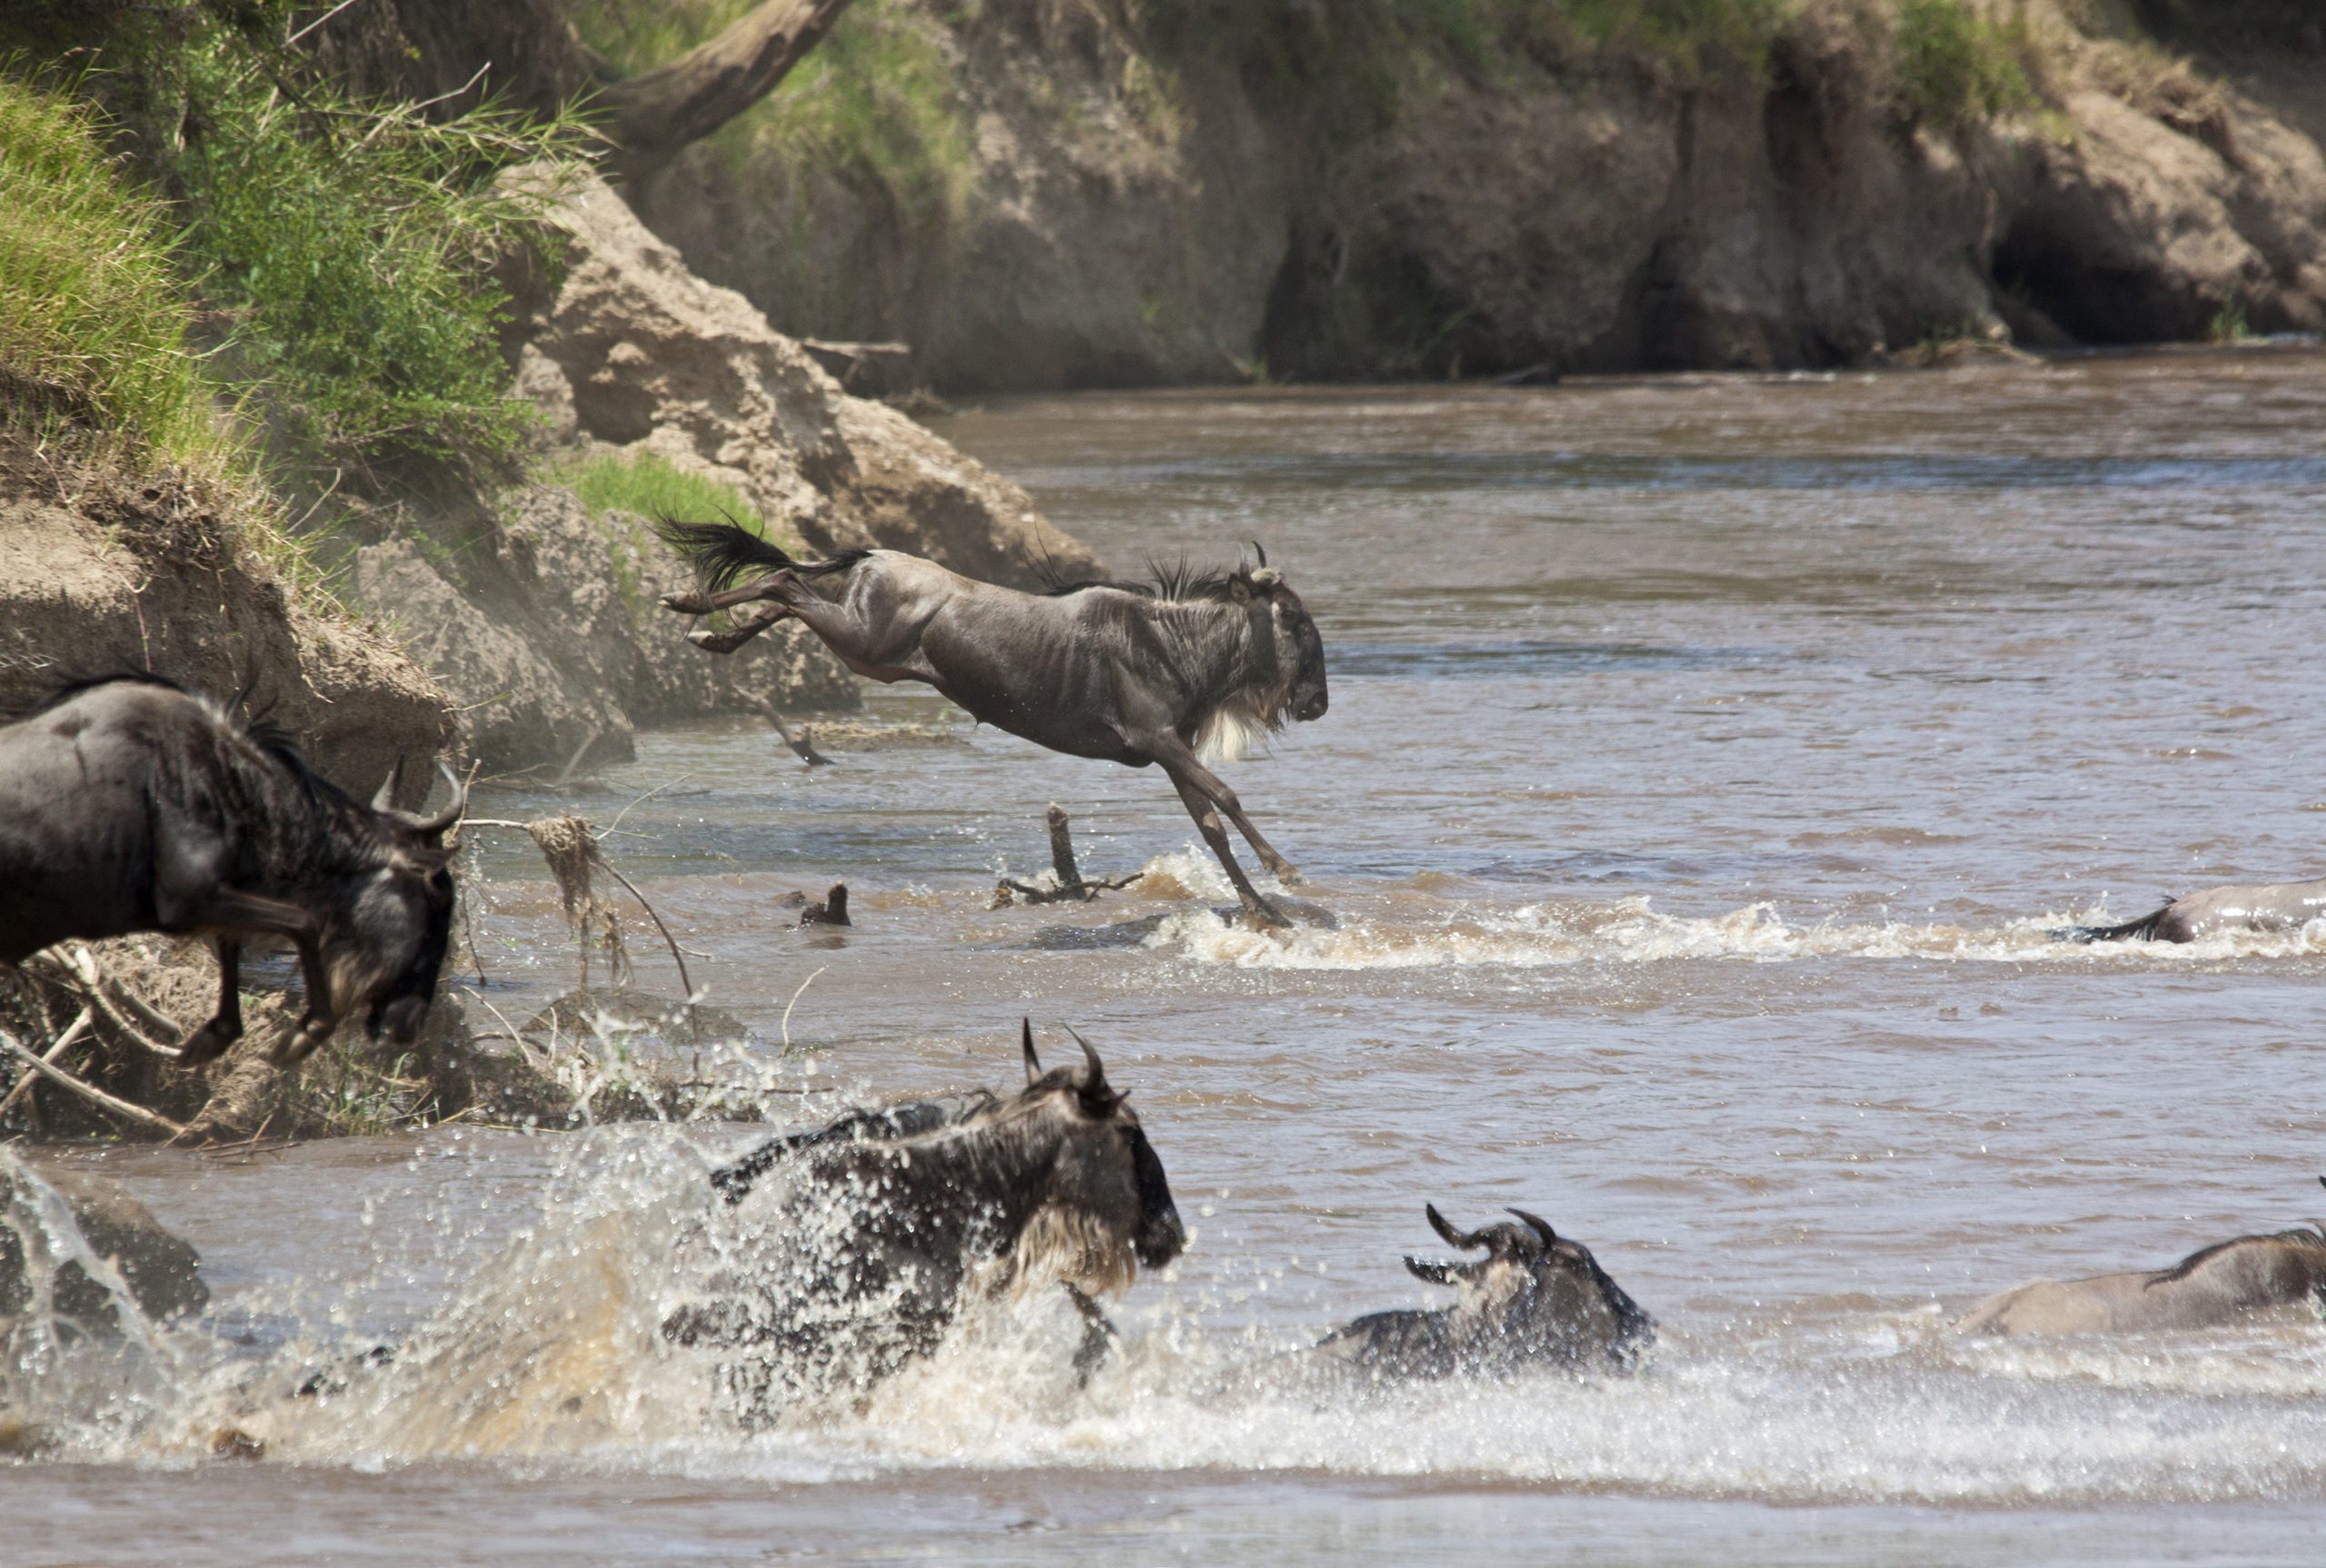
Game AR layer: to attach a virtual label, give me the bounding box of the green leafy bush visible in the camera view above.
[0,74,220,468]
[173,46,582,482]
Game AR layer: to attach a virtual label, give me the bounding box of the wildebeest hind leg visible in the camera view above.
[687,604,790,655]
[1168,771,1287,928]
[177,938,244,1066]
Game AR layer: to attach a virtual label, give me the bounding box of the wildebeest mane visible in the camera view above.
[2145,1224,2326,1287]
[1037,554,1246,605]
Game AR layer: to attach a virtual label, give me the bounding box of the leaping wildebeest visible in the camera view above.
[0,675,466,1066]
[2060,876,2326,943]
[654,519,1328,926]
[663,1020,1184,1422]
[1315,1204,1655,1379]
[1953,1181,2326,1337]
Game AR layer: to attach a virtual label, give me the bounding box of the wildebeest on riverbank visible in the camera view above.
[663,1020,1184,1422]
[1953,1183,2326,1337]
[1315,1205,1655,1379]
[2059,877,2326,943]
[654,519,1328,927]
[0,676,464,1066]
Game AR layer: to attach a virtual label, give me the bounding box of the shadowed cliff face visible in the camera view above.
[608,0,2326,387]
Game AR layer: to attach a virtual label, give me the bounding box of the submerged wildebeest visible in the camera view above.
[1314,1205,1655,1379]
[0,676,465,1065]
[653,519,1328,926]
[1953,1182,2326,1337]
[2060,876,2326,943]
[663,1020,1184,1422]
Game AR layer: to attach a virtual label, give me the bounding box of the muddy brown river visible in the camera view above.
[10,345,2326,1564]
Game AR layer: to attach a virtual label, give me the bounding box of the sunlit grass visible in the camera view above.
[0,74,225,471]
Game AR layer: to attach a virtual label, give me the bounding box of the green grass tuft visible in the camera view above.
[1892,0,2037,129]
[556,449,784,540]
[0,74,224,470]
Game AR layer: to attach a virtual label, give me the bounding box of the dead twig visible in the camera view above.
[0,1027,189,1140]
[780,966,827,1052]
[994,804,1144,907]
[0,1007,93,1120]
[596,858,695,1001]
[756,697,831,768]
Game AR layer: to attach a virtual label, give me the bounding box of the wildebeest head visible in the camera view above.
[1235,544,1328,725]
[339,761,466,1045]
[1405,1204,1655,1365]
[1009,1020,1186,1289]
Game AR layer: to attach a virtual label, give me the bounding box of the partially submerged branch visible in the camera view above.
[994,805,1144,907]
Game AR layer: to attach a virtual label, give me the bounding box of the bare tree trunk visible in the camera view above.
[595,0,860,178]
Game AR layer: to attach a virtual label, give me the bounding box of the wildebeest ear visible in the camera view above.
[1405,1256,1455,1285]
[1021,1017,1041,1085]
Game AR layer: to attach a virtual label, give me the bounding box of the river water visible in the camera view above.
[10,345,2326,1564]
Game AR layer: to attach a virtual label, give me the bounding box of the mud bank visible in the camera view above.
[602,0,2326,386]
[0,447,452,792]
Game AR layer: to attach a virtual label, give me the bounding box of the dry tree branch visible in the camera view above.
[0,1007,93,1121]
[0,1027,189,1140]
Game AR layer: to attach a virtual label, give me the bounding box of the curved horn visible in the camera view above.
[1063,1025,1113,1106]
[1508,1208,1559,1250]
[1252,540,1267,569]
[1022,1017,1042,1085]
[1426,1204,1477,1251]
[372,758,404,812]
[407,759,468,837]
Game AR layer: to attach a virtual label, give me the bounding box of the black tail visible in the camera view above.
[651,515,869,594]
[2051,906,2170,943]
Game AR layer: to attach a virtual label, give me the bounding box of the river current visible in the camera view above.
[9,345,2326,1564]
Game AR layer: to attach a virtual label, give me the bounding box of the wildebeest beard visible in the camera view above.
[663,1025,1183,1427]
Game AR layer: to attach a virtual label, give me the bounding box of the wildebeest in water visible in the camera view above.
[1953,1179,2326,1337]
[662,1020,1184,1424]
[653,519,1328,927]
[2059,876,2326,943]
[0,676,465,1065]
[1314,1204,1655,1379]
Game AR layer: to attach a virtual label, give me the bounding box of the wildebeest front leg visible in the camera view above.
[178,889,337,1065]
[1167,770,1288,928]
[1151,738,1302,886]
[176,938,244,1066]
[1063,1284,1118,1383]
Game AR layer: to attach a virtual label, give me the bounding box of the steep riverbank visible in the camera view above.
[594,0,2326,386]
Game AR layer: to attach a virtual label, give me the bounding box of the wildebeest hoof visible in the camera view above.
[661,589,716,615]
[1272,865,1306,888]
[177,1024,236,1066]
[1239,898,1293,931]
[209,1426,265,1460]
[688,627,757,655]
[270,1023,332,1067]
